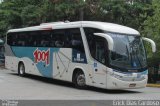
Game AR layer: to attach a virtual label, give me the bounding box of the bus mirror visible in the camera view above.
[142,37,156,53]
[94,33,114,50]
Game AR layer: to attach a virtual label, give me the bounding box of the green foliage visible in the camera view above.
[0,1,22,37]
[0,0,159,66]
[0,0,160,84]
[0,0,152,30]
[21,5,41,26]
[141,0,160,63]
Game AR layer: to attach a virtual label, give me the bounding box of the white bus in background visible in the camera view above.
[5,21,156,89]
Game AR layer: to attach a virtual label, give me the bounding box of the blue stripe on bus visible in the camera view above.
[11,47,87,78]
[11,47,59,78]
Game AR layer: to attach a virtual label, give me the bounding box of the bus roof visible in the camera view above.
[8,21,140,35]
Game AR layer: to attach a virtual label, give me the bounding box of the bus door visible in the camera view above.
[92,36,108,87]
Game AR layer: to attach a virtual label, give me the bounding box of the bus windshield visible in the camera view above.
[107,33,147,70]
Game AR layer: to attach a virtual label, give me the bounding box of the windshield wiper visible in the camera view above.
[126,45,132,65]
[130,45,143,68]
[135,50,143,68]
[129,44,135,67]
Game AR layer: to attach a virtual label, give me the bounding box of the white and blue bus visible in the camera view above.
[5,21,156,89]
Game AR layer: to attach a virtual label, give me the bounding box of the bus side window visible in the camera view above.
[16,32,28,46]
[52,30,66,48]
[7,34,12,46]
[94,36,108,64]
[50,34,55,47]
[40,31,51,47]
[28,30,51,47]
[84,28,103,58]
[84,28,109,65]
[7,33,17,46]
[68,28,85,53]
[55,35,64,47]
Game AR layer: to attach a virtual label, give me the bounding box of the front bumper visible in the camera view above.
[106,74,148,89]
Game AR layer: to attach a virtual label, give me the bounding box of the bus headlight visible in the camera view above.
[109,70,123,79]
[113,73,123,79]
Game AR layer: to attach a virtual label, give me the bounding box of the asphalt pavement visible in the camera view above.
[0,67,160,101]
[0,68,160,106]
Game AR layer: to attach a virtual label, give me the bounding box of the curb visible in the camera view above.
[147,84,160,88]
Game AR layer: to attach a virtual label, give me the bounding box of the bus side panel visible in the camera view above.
[5,56,19,72]
[10,47,55,78]
[52,48,72,80]
[20,57,42,76]
[65,63,94,85]
[5,43,19,71]
[6,45,104,88]
[51,47,96,85]
[5,56,42,76]
[53,48,99,87]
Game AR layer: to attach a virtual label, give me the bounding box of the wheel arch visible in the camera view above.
[18,60,25,76]
[18,61,24,65]
[18,60,24,69]
[72,66,86,83]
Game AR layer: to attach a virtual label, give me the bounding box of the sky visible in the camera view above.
[0,0,3,3]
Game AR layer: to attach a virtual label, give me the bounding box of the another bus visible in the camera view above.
[0,39,5,65]
[5,21,156,89]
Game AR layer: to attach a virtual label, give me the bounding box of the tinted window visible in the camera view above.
[84,28,108,65]
[53,29,66,48]
[83,28,103,57]
[7,28,84,51]
[94,36,108,64]
[7,32,27,46]
[67,28,85,53]
[7,31,53,47]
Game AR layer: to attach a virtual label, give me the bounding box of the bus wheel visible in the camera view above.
[74,71,86,89]
[18,63,25,76]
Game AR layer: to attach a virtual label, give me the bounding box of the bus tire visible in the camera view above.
[18,62,25,77]
[74,71,86,89]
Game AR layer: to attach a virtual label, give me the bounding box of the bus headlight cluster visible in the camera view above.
[142,75,147,79]
[109,71,123,79]
[113,73,123,79]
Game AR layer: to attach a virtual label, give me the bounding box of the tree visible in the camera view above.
[0,0,153,37]
[0,1,22,37]
[141,0,160,64]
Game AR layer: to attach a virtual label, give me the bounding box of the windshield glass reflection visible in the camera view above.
[108,33,147,69]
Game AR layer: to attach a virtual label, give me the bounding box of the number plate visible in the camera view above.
[129,83,136,87]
